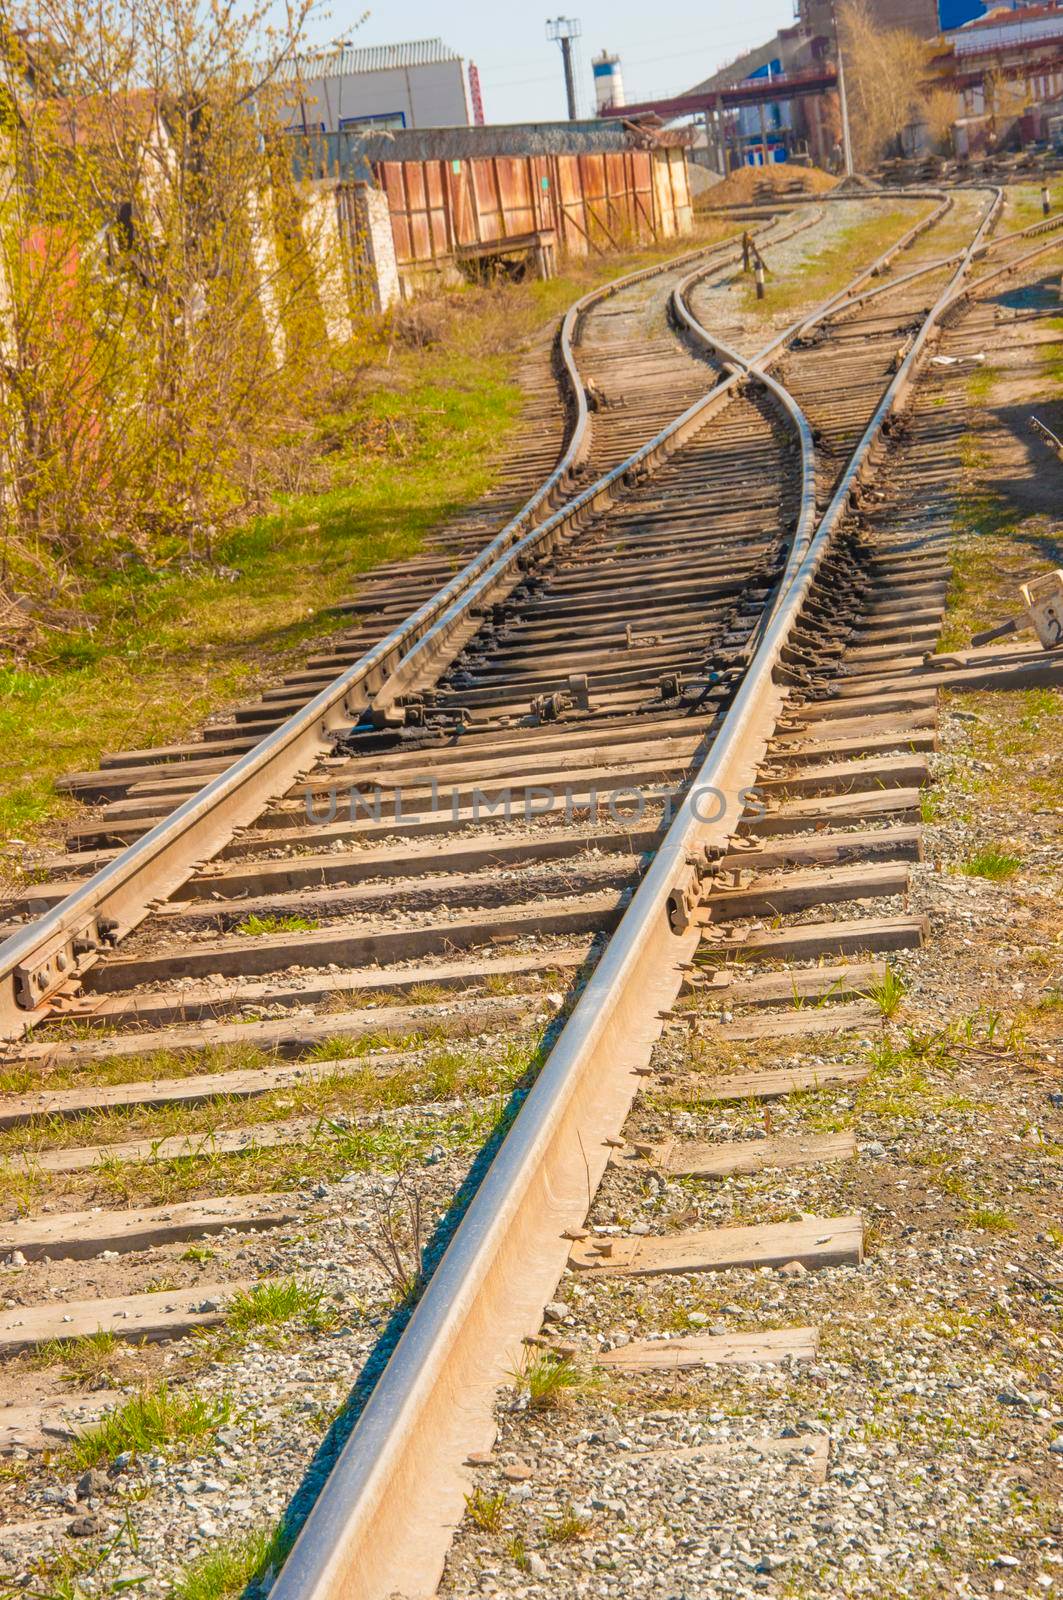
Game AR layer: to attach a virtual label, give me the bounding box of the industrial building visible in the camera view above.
[932,2,1063,149]
[676,0,997,167]
[799,0,989,40]
[277,37,470,135]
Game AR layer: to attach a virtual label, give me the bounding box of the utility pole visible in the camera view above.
[831,1,855,177]
[547,17,581,121]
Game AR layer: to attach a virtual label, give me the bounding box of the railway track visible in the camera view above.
[0,189,1060,1595]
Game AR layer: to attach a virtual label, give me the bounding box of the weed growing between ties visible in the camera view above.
[0,1034,541,1199]
[29,1331,141,1388]
[2,1102,506,1214]
[959,844,1022,882]
[170,1523,293,1600]
[363,1168,426,1307]
[465,1488,507,1534]
[67,1384,232,1470]
[544,1505,594,1544]
[0,1039,276,1095]
[862,963,908,1020]
[513,1351,603,1411]
[224,1278,333,1336]
[505,1534,531,1572]
[236,913,320,937]
[857,1012,1026,1128]
[4,1514,146,1600]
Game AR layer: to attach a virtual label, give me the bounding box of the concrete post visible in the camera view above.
[301,182,353,346]
[247,185,286,365]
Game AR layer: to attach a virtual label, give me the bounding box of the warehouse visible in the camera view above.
[278,36,470,135]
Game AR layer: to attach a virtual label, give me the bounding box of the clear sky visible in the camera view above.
[301,1,798,122]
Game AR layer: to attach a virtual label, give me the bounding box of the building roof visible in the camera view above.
[958,1,1060,25]
[275,37,461,83]
[288,118,693,183]
[944,0,1063,51]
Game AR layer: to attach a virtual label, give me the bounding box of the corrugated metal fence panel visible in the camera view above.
[532,157,556,235]
[378,164,412,264]
[372,147,687,271]
[669,148,694,237]
[579,154,607,248]
[632,151,657,237]
[445,164,470,246]
[425,162,449,257]
[556,154,588,256]
[405,164,432,262]
[497,156,537,239]
[652,149,680,241]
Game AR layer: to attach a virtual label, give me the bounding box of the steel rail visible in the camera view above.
[795,209,1063,322]
[666,189,1060,586]
[267,187,1002,1600]
[0,221,795,1040]
[660,190,995,575]
[365,192,952,728]
[702,182,949,217]
[663,190,992,596]
[355,210,825,734]
[953,230,1063,302]
[668,280,817,641]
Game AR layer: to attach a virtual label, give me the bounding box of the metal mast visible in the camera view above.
[547,17,582,121]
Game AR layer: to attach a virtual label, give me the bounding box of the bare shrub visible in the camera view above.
[0,0,350,637]
[839,1,939,167]
[364,1168,427,1305]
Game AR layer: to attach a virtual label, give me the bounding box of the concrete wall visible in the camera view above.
[300,184,354,344]
[344,183,401,314]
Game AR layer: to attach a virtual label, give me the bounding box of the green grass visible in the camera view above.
[1,1088,522,1215]
[512,1350,600,1411]
[935,304,1063,660]
[68,1383,231,1469]
[181,1244,216,1264]
[0,1039,275,1096]
[465,1488,507,1533]
[965,362,998,403]
[941,687,1063,817]
[965,1206,1015,1234]
[1003,179,1063,229]
[170,1524,292,1600]
[224,1278,331,1334]
[0,1036,536,1170]
[235,913,319,937]
[741,207,930,316]
[858,1027,983,1126]
[505,1534,531,1573]
[937,496,1026,654]
[861,963,907,1020]
[0,346,515,841]
[29,1330,140,1387]
[960,845,1021,881]
[1043,314,1063,387]
[544,1505,593,1544]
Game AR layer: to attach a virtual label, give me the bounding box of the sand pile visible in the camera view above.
[698,162,839,207]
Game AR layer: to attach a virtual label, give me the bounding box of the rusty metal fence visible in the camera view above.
[372,145,692,279]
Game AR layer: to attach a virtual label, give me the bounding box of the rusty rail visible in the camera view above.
[365,191,953,727]
[0,221,793,1041]
[266,188,1004,1600]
